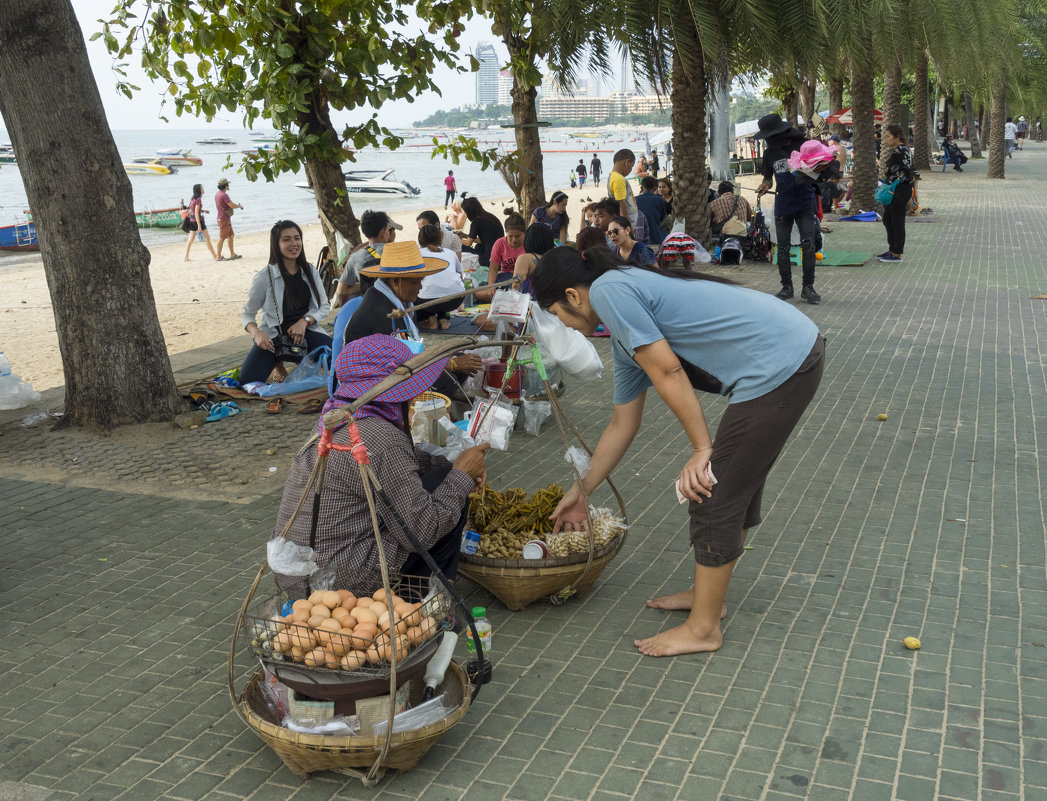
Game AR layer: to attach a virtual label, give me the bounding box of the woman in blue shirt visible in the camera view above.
[607,216,655,266]
[532,247,824,657]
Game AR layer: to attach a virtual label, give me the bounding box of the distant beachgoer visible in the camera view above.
[458,196,503,269]
[444,170,457,208]
[1036,118,1043,142]
[590,154,602,187]
[446,199,468,231]
[214,178,243,261]
[239,220,332,385]
[530,190,570,241]
[184,183,218,262]
[576,159,587,188]
[650,150,660,178]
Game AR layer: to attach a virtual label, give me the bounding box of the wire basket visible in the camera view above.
[240,575,452,700]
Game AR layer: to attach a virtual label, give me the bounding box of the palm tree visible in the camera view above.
[987,70,1007,178]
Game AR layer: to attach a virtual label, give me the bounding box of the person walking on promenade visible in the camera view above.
[532,246,824,657]
[1017,116,1029,150]
[878,124,915,264]
[1004,118,1017,158]
[755,114,821,304]
[183,183,218,262]
[444,170,457,207]
[590,153,602,187]
[214,178,243,261]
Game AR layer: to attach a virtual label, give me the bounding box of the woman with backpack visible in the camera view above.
[878,124,915,263]
[532,246,824,657]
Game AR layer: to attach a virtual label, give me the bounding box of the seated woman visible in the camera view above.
[457,196,503,271]
[574,225,611,253]
[272,334,490,599]
[529,191,570,242]
[513,223,556,299]
[240,220,332,385]
[475,213,525,303]
[607,215,656,266]
[416,224,465,330]
[445,198,468,232]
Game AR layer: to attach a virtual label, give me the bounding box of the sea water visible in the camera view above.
[0,126,656,267]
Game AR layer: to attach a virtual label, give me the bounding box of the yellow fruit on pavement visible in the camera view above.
[877,414,888,421]
[903,637,922,650]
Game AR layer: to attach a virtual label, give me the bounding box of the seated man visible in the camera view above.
[346,241,482,398]
[334,210,402,309]
[272,334,489,599]
[416,210,463,252]
[708,181,753,233]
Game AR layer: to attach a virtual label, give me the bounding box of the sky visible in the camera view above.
[63,0,510,131]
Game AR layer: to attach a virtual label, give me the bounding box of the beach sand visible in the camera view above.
[0,172,764,392]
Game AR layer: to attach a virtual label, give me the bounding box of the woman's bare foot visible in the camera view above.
[646,590,726,619]
[439,318,451,330]
[635,622,722,657]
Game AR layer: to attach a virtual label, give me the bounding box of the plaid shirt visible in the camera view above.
[272,417,474,599]
[709,192,753,225]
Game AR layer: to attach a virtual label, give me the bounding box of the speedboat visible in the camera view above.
[123,162,176,176]
[132,150,202,168]
[294,168,421,198]
[196,136,236,145]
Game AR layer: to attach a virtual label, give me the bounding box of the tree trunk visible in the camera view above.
[783,86,798,127]
[883,59,902,127]
[0,0,181,430]
[507,51,545,218]
[965,94,982,158]
[913,50,930,170]
[849,53,877,212]
[987,71,1006,179]
[980,103,990,144]
[670,39,710,245]
[797,73,817,127]
[298,94,360,296]
[828,75,846,137]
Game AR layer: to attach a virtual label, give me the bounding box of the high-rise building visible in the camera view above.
[497,70,513,106]
[475,43,500,106]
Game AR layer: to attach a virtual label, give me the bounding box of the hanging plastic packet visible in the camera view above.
[565,445,592,478]
[466,397,517,450]
[521,398,551,436]
[487,287,531,324]
[527,306,603,382]
[267,535,318,576]
[416,419,476,462]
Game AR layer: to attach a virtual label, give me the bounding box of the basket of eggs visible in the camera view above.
[228,571,472,781]
[458,484,629,611]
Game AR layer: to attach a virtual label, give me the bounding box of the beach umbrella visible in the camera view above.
[825,107,884,125]
[649,128,673,147]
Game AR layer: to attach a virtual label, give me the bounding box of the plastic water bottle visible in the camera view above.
[0,352,10,377]
[465,606,493,684]
[714,245,722,261]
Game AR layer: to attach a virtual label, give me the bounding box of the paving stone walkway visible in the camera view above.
[2,145,1046,801]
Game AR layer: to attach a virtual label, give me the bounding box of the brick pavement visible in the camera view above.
[2,146,1046,800]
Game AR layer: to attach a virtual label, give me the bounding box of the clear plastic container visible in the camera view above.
[0,352,11,377]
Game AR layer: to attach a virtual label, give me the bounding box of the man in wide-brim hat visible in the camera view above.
[272,333,490,599]
[755,113,823,306]
[345,241,483,395]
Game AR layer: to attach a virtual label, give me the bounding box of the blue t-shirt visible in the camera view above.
[589,267,819,405]
[626,241,656,266]
[635,192,668,245]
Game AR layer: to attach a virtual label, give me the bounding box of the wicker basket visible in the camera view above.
[237,660,471,779]
[458,533,625,610]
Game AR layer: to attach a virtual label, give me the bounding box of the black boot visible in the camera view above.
[775,284,794,300]
[801,285,821,304]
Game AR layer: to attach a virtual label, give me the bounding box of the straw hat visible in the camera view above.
[358,241,447,279]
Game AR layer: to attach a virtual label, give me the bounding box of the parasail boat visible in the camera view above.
[124,161,176,176]
[294,168,421,198]
[134,207,184,228]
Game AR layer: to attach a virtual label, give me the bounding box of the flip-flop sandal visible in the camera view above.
[230,254,243,259]
[297,398,324,414]
[205,401,241,422]
[266,398,285,414]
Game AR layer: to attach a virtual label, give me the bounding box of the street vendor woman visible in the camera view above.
[532,247,824,657]
[344,241,483,399]
[271,334,489,599]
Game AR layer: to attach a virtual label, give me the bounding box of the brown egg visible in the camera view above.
[402,602,424,627]
[291,599,312,614]
[304,647,326,667]
[324,649,340,669]
[350,625,377,650]
[369,602,388,618]
[355,597,373,609]
[308,590,326,605]
[321,591,341,609]
[372,588,392,604]
[405,626,423,646]
[307,614,329,629]
[377,611,407,636]
[310,604,332,619]
[394,633,410,658]
[273,630,294,653]
[288,625,316,650]
[352,607,378,626]
[340,595,358,612]
[340,650,367,671]
[329,629,355,656]
[290,609,311,624]
[418,616,438,639]
[365,645,382,664]
[316,618,342,647]
[336,589,353,604]
[290,645,307,662]
[331,607,352,625]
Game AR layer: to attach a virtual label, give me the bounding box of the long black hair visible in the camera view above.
[269,220,321,305]
[532,246,735,311]
[523,222,555,256]
[542,190,570,233]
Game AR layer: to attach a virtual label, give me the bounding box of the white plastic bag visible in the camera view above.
[0,373,40,411]
[466,398,517,451]
[267,537,318,576]
[521,399,551,436]
[565,445,592,478]
[487,288,531,323]
[528,307,603,382]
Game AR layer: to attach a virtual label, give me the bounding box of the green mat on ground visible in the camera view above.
[789,247,873,266]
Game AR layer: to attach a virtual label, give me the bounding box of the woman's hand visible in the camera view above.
[453,443,490,481]
[454,353,483,374]
[253,329,274,352]
[679,448,715,503]
[551,483,589,534]
[287,317,309,344]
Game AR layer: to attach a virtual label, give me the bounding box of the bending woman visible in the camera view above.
[533,247,824,657]
[239,220,332,385]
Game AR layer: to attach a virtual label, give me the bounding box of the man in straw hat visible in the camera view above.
[755,113,821,305]
[272,334,490,599]
[345,241,483,397]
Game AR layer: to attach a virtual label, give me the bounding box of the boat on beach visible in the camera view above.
[196,137,236,145]
[0,216,38,251]
[123,162,176,176]
[134,207,184,228]
[294,168,421,198]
